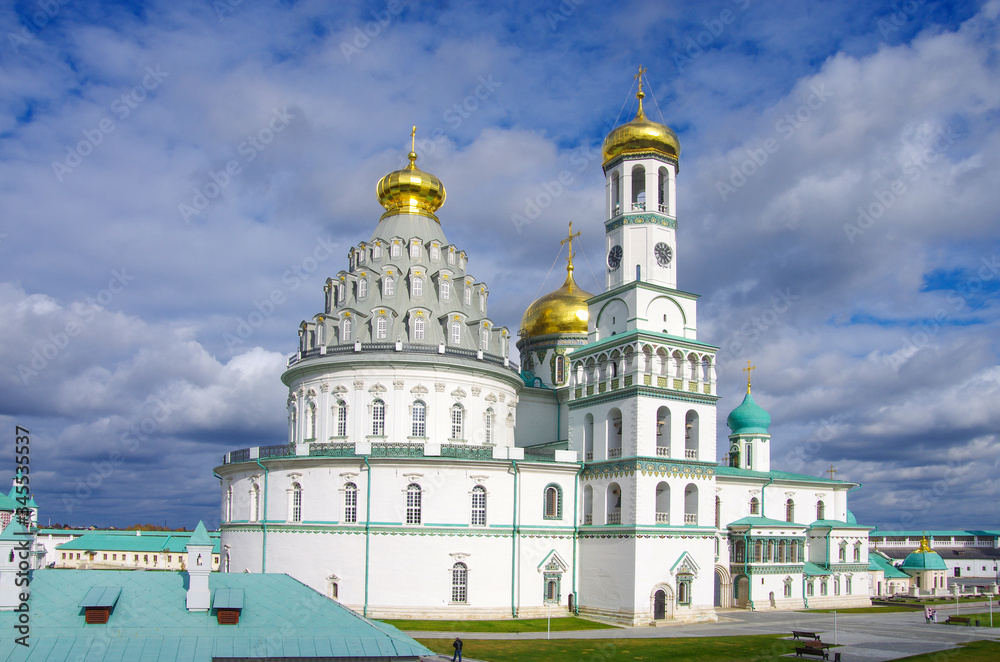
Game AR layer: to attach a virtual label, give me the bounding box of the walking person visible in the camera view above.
[924,607,932,624]
[451,637,463,662]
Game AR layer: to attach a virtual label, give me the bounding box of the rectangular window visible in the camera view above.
[103,554,107,560]
[412,277,422,297]
[391,243,401,257]
[441,280,450,301]
[410,242,419,259]
[167,555,171,563]
[413,318,425,341]
[431,245,440,260]
[471,487,487,526]
[412,402,426,437]
[451,406,463,439]
[372,401,386,436]
[406,486,422,525]
[344,485,358,524]
[358,279,367,299]
[451,322,461,344]
[464,286,472,305]
[384,277,394,296]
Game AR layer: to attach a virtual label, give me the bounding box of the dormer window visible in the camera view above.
[410,242,420,259]
[213,588,244,625]
[464,286,472,305]
[357,249,365,263]
[431,245,440,260]
[384,276,395,296]
[448,249,455,264]
[412,276,423,297]
[373,243,383,259]
[80,586,121,625]
[391,242,401,258]
[451,321,461,344]
[479,292,486,312]
[357,278,368,299]
[441,280,450,301]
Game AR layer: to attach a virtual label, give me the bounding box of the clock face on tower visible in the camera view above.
[654,242,673,267]
[607,245,623,270]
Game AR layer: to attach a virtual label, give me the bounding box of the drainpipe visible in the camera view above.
[745,530,755,611]
[511,459,519,618]
[363,455,373,617]
[571,463,585,615]
[760,476,774,517]
[802,573,810,609]
[254,459,269,573]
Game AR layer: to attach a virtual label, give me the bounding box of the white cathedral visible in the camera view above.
[217,79,873,624]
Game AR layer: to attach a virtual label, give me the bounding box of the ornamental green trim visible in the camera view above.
[582,459,716,481]
[569,384,720,409]
[605,212,677,232]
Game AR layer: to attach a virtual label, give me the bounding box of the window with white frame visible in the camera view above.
[451,321,461,344]
[391,242,401,258]
[344,482,358,524]
[440,279,450,301]
[845,576,852,593]
[750,496,760,515]
[406,483,421,524]
[464,285,472,305]
[431,245,440,260]
[225,485,233,522]
[383,276,394,296]
[337,283,345,303]
[451,562,468,603]
[484,408,494,445]
[371,399,386,436]
[357,248,365,263]
[451,404,464,440]
[411,401,426,437]
[448,249,455,264]
[854,544,862,562]
[249,484,259,522]
[412,276,423,297]
[834,578,840,595]
[332,399,348,437]
[839,544,847,563]
[342,317,352,341]
[784,579,792,598]
[821,580,828,595]
[413,317,425,341]
[785,498,795,523]
[479,292,486,312]
[480,327,490,351]
[358,278,368,299]
[290,483,302,522]
[471,485,486,526]
[373,243,383,258]
[544,485,561,519]
[376,316,388,339]
[410,242,419,259]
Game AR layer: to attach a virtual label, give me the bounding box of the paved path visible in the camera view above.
[412,601,1000,661]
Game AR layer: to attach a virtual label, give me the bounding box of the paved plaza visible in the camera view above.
[416,600,1000,661]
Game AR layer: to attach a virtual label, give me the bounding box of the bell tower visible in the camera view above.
[602,66,680,292]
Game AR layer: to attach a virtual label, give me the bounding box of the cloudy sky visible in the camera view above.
[2,0,998,531]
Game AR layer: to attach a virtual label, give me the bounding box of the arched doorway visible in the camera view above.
[735,576,750,608]
[714,565,732,608]
[653,590,666,619]
[650,585,674,621]
[769,591,776,608]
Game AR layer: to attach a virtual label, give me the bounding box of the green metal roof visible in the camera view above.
[809,519,873,530]
[803,562,832,576]
[0,519,28,540]
[726,391,771,435]
[871,530,1000,537]
[78,586,121,608]
[188,521,213,547]
[0,569,430,660]
[727,516,807,529]
[901,550,948,571]
[868,552,911,578]
[57,532,222,554]
[715,465,851,485]
[212,588,245,610]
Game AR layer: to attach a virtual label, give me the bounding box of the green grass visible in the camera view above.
[943,612,1000,628]
[416,634,799,662]
[810,605,924,613]
[894,640,1000,661]
[381,616,614,633]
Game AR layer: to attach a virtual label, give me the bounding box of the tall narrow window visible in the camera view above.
[413,317,425,341]
[451,562,468,603]
[343,318,352,341]
[411,401,426,437]
[335,399,348,437]
[816,500,825,521]
[406,483,421,524]
[480,327,490,351]
[441,280,450,301]
[249,484,259,522]
[471,485,487,526]
[785,499,795,523]
[372,399,386,436]
[451,404,464,440]
[306,401,317,440]
[479,292,486,312]
[555,355,566,384]
[290,483,302,523]
[448,249,455,264]
[376,316,387,339]
[544,485,561,519]
[464,286,472,305]
[391,242,401,258]
[451,322,461,344]
[373,243,383,259]
[431,245,440,260]
[750,497,760,515]
[484,409,494,445]
[383,276,394,296]
[412,276,423,296]
[225,486,233,522]
[410,242,419,259]
[344,483,358,524]
[358,278,368,299]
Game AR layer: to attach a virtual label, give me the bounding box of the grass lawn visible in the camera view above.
[943,612,1000,627]
[416,634,799,662]
[380,616,613,633]
[895,640,1000,661]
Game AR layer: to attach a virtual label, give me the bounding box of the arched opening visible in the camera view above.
[651,585,674,620]
[655,482,669,524]
[656,406,671,457]
[606,482,622,524]
[685,411,699,460]
[672,350,684,379]
[785,498,795,523]
[749,496,760,515]
[451,562,468,603]
[607,408,622,458]
[611,171,621,216]
[715,496,721,529]
[653,589,666,619]
[584,413,594,461]
[471,485,487,527]
[684,483,698,525]
[769,591,776,608]
[714,565,732,608]
[657,166,669,213]
[411,401,426,437]
[631,164,646,210]
[736,575,750,608]
[555,354,566,384]
[583,485,593,525]
[816,500,825,521]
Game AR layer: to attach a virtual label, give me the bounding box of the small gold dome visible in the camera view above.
[376,145,446,223]
[602,90,680,166]
[520,265,594,339]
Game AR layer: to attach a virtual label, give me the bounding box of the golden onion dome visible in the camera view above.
[520,264,594,339]
[376,129,446,222]
[602,88,680,166]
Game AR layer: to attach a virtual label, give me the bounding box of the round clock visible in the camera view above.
[607,245,623,270]
[654,242,673,267]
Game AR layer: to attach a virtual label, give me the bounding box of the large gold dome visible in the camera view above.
[601,90,680,166]
[520,265,593,339]
[376,149,446,222]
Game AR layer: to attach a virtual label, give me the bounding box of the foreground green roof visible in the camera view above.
[868,552,911,578]
[715,465,852,485]
[57,531,222,554]
[0,569,430,660]
[727,516,807,529]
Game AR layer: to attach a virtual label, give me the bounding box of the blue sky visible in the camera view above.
[1,0,998,530]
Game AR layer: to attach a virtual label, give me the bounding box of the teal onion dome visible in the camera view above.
[900,538,948,571]
[726,391,772,435]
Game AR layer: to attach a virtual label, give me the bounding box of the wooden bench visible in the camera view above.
[804,640,831,650]
[945,616,971,626]
[794,647,828,660]
[792,630,821,640]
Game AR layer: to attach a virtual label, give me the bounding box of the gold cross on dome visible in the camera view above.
[743,360,755,394]
[827,465,838,480]
[410,125,417,152]
[560,221,582,269]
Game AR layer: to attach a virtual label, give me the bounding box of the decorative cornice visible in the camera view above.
[569,384,719,409]
[582,459,716,481]
[605,212,677,232]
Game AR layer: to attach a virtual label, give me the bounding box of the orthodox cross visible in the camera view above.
[826,465,838,480]
[410,125,417,152]
[634,64,647,89]
[561,221,582,269]
[743,360,756,394]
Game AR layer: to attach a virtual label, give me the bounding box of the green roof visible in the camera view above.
[871,530,1000,538]
[901,550,948,571]
[809,519,873,530]
[188,520,213,547]
[727,516,807,529]
[868,552,911,578]
[0,569,430,660]
[803,561,831,576]
[726,391,771,435]
[57,532,222,554]
[0,519,28,540]
[715,465,851,485]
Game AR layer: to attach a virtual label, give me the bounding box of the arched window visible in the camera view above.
[290,482,302,523]
[816,500,826,521]
[451,322,461,344]
[611,171,621,214]
[344,482,358,524]
[464,285,472,305]
[715,496,721,529]
[854,544,862,562]
[411,401,426,437]
[545,578,558,602]
[544,485,562,519]
[471,485,487,526]
[450,404,464,440]
[480,327,490,351]
[631,164,646,209]
[412,276,422,297]
[583,413,594,461]
[431,245,440,260]
[839,544,847,563]
[342,317,352,341]
[448,249,455,264]
[785,498,795,523]
[357,248,365,263]
[684,411,699,460]
[607,408,622,458]
[334,399,348,437]
[225,485,233,522]
[846,576,852,594]
[383,276,394,296]
[373,243,383,259]
[440,279,450,301]
[306,400,317,440]
[583,485,594,525]
[484,408,494,445]
[555,355,565,384]
[405,483,421,524]
[783,579,792,598]
[677,574,692,605]
[655,482,669,524]
[413,316,425,341]
[223,552,230,573]
[657,166,669,212]
[451,562,468,603]
[807,581,814,596]
[749,496,760,515]
[410,241,420,259]
[656,406,671,456]
[479,292,486,312]
[358,278,368,299]
[376,316,387,339]
[288,406,298,444]
[753,540,763,562]
[371,399,386,436]
[390,242,401,258]
[249,484,259,522]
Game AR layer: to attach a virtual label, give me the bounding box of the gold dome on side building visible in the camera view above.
[601,79,680,167]
[376,126,446,222]
[520,224,594,338]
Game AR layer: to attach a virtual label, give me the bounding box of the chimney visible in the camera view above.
[185,521,213,611]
